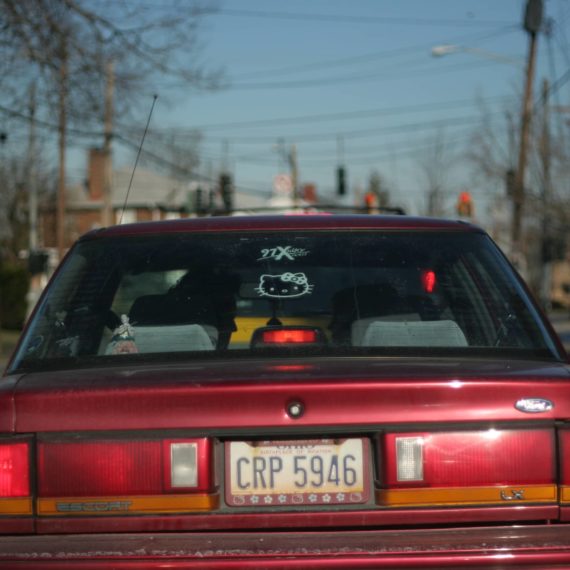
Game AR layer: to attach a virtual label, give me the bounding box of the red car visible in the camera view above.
[1,215,569,569]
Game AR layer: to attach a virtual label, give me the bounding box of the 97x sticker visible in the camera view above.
[256,272,314,298]
[258,246,309,262]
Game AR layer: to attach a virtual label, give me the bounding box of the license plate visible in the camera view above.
[225,438,369,507]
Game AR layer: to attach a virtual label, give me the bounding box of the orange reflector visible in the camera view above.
[0,498,32,515]
[559,486,570,503]
[376,484,557,507]
[38,493,219,516]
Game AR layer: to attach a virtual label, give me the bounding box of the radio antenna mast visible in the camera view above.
[119,94,158,224]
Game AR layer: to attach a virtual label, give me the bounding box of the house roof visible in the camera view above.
[67,167,268,210]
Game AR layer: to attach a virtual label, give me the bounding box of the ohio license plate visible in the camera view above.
[225,438,369,507]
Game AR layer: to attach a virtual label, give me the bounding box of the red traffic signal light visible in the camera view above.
[364,191,378,214]
[457,191,473,218]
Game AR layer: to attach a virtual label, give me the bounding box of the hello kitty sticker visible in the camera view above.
[256,272,314,298]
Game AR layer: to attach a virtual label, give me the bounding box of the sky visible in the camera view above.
[77,0,570,221]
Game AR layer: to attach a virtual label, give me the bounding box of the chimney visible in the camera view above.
[302,183,317,204]
[87,148,107,201]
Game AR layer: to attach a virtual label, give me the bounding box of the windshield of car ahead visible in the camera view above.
[10,230,562,372]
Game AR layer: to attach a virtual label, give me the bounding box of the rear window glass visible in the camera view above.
[10,230,561,371]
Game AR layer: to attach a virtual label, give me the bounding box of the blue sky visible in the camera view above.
[91,1,570,220]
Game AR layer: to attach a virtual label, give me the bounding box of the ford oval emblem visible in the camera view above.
[515,398,554,413]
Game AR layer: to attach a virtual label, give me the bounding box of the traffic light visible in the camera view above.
[220,173,233,213]
[456,191,474,218]
[194,187,205,215]
[364,191,378,214]
[524,0,543,34]
[28,250,49,276]
[505,169,515,198]
[337,166,346,196]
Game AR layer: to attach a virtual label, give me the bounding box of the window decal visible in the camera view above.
[256,272,314,298]
[258,246,309,262]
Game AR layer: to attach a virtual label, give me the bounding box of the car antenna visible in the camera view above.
[119,94,158,224]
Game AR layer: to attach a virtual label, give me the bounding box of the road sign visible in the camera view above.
[273,174,293,195]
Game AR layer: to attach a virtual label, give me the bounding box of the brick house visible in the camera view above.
[42,149,267,249]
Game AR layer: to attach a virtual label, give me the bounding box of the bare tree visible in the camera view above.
[0,0,221,257]
[141,131,203,182]
[416,130,455,217]
[0,152,55,260]
[0,0,222,126]
[465,97,519,190]
[466,92,570,218]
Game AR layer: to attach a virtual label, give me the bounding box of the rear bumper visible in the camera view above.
[2,525,570,569]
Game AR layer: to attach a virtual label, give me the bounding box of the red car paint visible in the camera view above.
[1,216,569,568]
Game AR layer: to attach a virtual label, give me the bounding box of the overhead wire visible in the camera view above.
[197,113,503,144]
[215,8,514,28]
[133,96,513,134]
[156,25,519,90]
[226,57,516,91]
[229,25,518,81]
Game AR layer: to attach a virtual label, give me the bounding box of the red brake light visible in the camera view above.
[384,430,554,488]
[39,441,162,497]
[263,329,317,344]
[378,430,556,507]
[39,438,211,497]
[0,443,29,497]
[251,326,324,348]
[421,270,436,293]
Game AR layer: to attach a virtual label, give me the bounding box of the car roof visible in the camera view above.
[81,215,484,241]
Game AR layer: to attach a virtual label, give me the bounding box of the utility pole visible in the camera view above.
[27,83,37,252]
[57,37,68,260]
[222,139,230,172]
[539,78,552,307]
[512,0,542,252]
[102,60,114,227]
[289,143,298,205]
[26,82,45,320]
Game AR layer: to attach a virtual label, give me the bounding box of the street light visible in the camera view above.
[431,44,523,67]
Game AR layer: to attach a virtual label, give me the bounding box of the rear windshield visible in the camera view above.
[10,230,561,371]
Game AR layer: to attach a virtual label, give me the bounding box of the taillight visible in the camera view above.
[37,438,215,515]
[39,440,163,496]
[0,442,30,497]
[378,429,556,507]
[0,440,32,516]
[557,430,570,505]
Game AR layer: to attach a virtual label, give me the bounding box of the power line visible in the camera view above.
[227,58,515,91]
[230,25,518,81]
[135,96,513,134]
[200,113,502,144]
[216,8,514,28]
[0,103,103,138]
